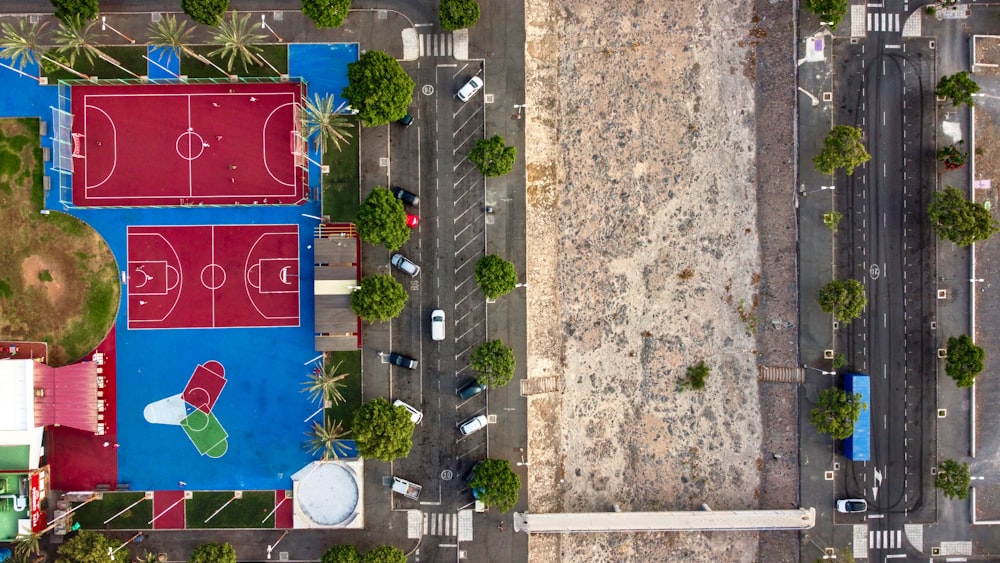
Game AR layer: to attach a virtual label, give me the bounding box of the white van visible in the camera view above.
[431,309,445,341]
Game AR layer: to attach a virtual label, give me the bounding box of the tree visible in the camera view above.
[817,279,867,323]
[474,254,518,299]
[469,134,517,177]
[0,19,90,80]
[468,458,521,512]
[181,0,230,27]
[927,185,1000,246]
[813,125,870,176]
[209,11,271,74]
[938,141,969,171]
[356,186,411,251]
[56,530,118,563]
[303,0,352,29]
[439,0,481,30]
[935,459,971,500]
[147,14,229,78]
[305,418,352,460]
[809,387,865,440]
[803,0,848,30]
[322,545,362,563]
[945,334,985,388]
[341,50,415,126]
[51,0,99,24]
[471,339,516,388]
[189,542,236,563]
[14,532,42,559]
[937,71,980,107]
[680,360,710,391]
[361,546,406,563]
[54,17,141,78]
[349,274,408,322]
[351,398,414,462]
[303,358,348,405]
[301,93,355,154]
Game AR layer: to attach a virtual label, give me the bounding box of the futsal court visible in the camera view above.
[143,360,229,459]
[69,82,306,207]
[126,224,300,329]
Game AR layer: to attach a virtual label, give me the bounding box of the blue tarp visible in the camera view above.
[844,373,871,461]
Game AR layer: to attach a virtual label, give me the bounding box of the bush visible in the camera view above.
[474,254,518,299]
[181,0,230,27]
[321,544,361,563]
[469,134,517,177]
[680,360,709,391]
[50,0,99,23]
[817,278,866,323]
[342,51,415,126]
[356,186,410,251]
[189,543,236,563]
[471,339,515,388]
[945,334,985,388]
[350,274,408,322]
[809,387,865,440]
[439,0,481,30]
[935,459,971,500]
[302,0,352,29]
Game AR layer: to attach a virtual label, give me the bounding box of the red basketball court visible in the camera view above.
[126,224,300,329]
[70,83,306,206]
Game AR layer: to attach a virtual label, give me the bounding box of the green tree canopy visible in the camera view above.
[928,185,1000,246]
[50,0,99,24]
[361,546,407,563]
[189,543,236,563]
[181,0,230,27]
[469,134,517,177]
[937,71,980,107]
[803,0,849,30]
[352,397,415,461]
[56,531,118,563]
[301,93,355,154]
[342,50,414,126]
[937,141,969,171]
[935,459,971,500]
[813,125,870,176]
[356,186,411,251]
[321,544,362,563]
[208,11,267,73]
[303,0,352,28]
[468,458,521,512]
[350,273,408,322]
[474,254,518,299]
[471,339,516,388]
[817,278,867,323]
[439,0,481,30]
[809,387,866,440]
[945,334,985,388]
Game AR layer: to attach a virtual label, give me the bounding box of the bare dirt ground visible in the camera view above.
[523,0,798,561]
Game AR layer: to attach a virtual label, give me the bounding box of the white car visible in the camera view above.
[431,309,445,341]
[393,399,423,424]
[456,76,484,102]
[836,498,867,513]
[459,414,488,435]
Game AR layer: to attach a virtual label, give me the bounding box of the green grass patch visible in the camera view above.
[47,211,87,236]
[182,44,288,78]
[38,270,52,282]
[322,117,360,222]
[324,351,362,431]
[0,280,12,299]
[185,491,276,528]
[60,266,119,360]
[43,46,148,81]
[73,492,152,530]
[0,149,21,177]
[6,135,29,152]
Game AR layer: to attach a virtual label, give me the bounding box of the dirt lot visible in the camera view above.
[523,0,776,560]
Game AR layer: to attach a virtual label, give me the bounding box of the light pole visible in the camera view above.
[107,532,142,560]
[799,185,835,197]
[513,104,527,119]
[803,365,836,376]
[101,16,135,44]
[516,447,530,467]
[267,530,289,559]
[261,15,283,42]
[515,283,528,289]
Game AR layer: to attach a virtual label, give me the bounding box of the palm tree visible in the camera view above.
[301,93,355,154]
[0,18,90,80]
[14,531,42,559]
[305,419,352,461]
[54,17,141,78]
[302,358,348,406]
[208,12,273,74]
[146,14,229,78]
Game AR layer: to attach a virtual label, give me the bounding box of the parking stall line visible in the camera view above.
[454,237,482,256]
[454,274,477,294]
[454,166,477,186]
[456,320,484,341]
[454,345,474,361]
[453,222,475,240]
[455,309,476,326]
[452,189,479,210]
[453,204,475,222]
[452,112,481,137]
[453,131,480,155]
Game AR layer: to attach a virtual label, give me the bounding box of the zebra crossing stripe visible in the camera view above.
[869,530,903,549]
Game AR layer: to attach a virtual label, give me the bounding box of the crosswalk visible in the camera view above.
[419,33,453,57]
[870,529,903,550]
[868,12,900,32]
[424,512,458,536]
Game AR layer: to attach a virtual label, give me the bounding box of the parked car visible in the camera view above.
[397,113,413,127]
[836,499,867,513]
[391,253,421,277]
[459,414,488,436]
[457,380,486,400]
[406,213,419,228]
[387,352,418,370]
[431,309,445,341]
[462,460,483,483]
[456,76,484,102]
[391,186,419,206]
[392,399,423,424]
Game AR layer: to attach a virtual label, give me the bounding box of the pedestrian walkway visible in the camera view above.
[870,528,903,550]
[419,33,453,57]
[852,524,867,560]
[423,512,459,536]
[868,12,901,33]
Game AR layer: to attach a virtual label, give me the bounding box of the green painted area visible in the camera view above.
[321,116,360,222]
[182,44,288,78]
[180,410,229,458]
[0,446,29,470]
[324,351,361,431]
[73,492,153,530]
[185,491,276,528]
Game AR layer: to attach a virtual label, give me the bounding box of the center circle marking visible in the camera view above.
[200,263,227,290]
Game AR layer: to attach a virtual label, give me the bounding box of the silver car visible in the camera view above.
[459,414,488,435]
[391,253,420,277]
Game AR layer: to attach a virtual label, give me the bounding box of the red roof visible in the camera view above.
[34,362,98,432]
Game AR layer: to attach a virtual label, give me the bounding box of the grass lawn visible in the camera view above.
[324,351,362,431]
[321,116,360,222]
[185,491,275,528]
[182,44,288,79]
[73,492,152,530]
[0,119,119,365]
[43,46,148,82]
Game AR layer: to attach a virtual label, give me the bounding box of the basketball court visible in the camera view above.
[126,224,300,329]
[69,82,306,206]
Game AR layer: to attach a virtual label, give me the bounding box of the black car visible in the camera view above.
[397,113,413,127]
[387,352,418,370]
[457,380,486,400]
[391,186,419,206]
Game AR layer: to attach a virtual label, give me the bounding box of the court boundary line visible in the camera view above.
[262,102,298,187]
[244,227,300,321]
[82,104,118,191]
[126,231,184,327]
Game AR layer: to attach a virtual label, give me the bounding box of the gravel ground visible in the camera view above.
[523,0,800,560]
